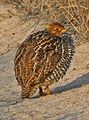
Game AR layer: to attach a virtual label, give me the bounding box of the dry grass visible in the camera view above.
[0,0,89,45]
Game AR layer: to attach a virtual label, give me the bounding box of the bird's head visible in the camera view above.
[45,22,66,36]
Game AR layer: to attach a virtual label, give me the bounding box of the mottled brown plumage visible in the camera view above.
[14,22,75,98]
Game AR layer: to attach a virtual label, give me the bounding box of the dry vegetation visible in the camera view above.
[0,0,89,45]
[0,1,89,120]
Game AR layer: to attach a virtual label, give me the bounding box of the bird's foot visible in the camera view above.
[44,86,52,95]
[39,86,52,96]
[39,87,46,96]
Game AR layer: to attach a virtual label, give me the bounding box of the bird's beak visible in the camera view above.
[61,28,67,33]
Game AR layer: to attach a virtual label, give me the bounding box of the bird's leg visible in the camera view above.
[39,86,52,96]
[44,85,52,95]
[39,87,44,96]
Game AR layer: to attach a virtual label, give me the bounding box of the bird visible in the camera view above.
[14,22,75,98]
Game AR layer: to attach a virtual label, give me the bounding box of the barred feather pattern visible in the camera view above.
[46,33,75,84]
[14,31,75,97]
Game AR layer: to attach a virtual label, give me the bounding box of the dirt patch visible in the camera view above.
[0,1,89,120]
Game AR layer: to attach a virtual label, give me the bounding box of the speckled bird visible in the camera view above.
[14,22,75,98]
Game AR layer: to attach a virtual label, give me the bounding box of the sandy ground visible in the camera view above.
[0,3,89,120]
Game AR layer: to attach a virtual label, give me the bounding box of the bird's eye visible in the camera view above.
[54,27,59,31]
[56,28,59,30]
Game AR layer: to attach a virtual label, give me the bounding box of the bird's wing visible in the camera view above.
[14,36,36,86]
[24,37,62,87]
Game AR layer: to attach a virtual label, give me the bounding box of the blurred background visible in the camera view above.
[0,0,89,54]
[0,1,89,120]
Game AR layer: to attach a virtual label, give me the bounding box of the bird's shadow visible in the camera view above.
[52,72,89,94]
[31,72,89,99]
[1,73,89,105]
